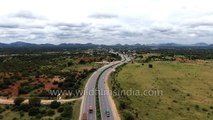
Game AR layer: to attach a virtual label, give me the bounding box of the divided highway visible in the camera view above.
[80,53,130,120]
[98,55,130,120]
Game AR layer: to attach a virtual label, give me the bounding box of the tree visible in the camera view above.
[28,107,39,116]
[123,110,134,120]
[61,104,73,118]
[148,64,153,68]
[119,100,128,110]
[38,90,51,97]
[47,109,55,116]
[50,101,61,109]
[19,111,24,117]
[14,97,25,106]
[57,106,64,113]
[0,106,5,113]
[29,97,41,107]
[18,104,29,112]
[67,61,73,67]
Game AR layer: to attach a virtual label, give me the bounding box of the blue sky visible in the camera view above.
[0,0,213,45]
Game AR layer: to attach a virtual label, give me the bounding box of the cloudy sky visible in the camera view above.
[0,0,213,45]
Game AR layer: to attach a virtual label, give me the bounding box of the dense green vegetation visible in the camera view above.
[134,48,213,60]
[0,48,121,119]
[0,48,120,97]
[0,98,77,120]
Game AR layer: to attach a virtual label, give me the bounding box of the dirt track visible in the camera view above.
[0,97,82,105]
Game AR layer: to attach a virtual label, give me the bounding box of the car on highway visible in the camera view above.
[105,108,110,117]
[82,112,87,120]
[89,105,93,113]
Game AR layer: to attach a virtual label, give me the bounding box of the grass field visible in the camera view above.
[72,100,82,120]
[112,60,213,120]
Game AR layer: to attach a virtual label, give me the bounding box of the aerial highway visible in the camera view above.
[79,55,121,120]
[98,55,130,120]
[80,53,130,120]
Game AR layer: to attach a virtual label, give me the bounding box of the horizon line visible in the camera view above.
[0,41,212,46]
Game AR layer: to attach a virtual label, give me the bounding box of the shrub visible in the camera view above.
[35,114,42,119]
[14,97,25,106]
[119,100,129,110]
[60,104,73,118]
[187,107,190,111]
[123,110,134,120]
[38,90,51,97]
[55,116,70,120]
[40,108,47,115]
[12,117,18,120]
[18,104,29,112]
[28,107,40,116]
[50,101,61,109]
[202,108,208,112]
[5,105,9,109]
[195,105,199,110]
[0,115,3,119]
[172,100,178,103]
[0,106,5,113]
[29,97,41,107]
[19,111,24,117]
[47,109,55,116]
[57,106,64,113]
[148,64,153,68]
[53,81,58,85]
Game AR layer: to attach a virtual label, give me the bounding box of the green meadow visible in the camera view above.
[112,61,213,120]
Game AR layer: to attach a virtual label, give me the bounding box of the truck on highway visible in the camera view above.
[82,112,87,120]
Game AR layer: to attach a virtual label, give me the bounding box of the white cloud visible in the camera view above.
[0,0,213,44]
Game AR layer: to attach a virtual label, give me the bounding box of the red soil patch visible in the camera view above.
[0,80,26,96]
[0,75,63,97]
[44,83,58,90]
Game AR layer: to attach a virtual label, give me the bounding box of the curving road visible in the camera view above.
[79,59,121,120]
[98,54,130,120]
[80,53,130,120]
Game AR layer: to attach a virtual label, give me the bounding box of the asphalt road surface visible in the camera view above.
[80,53,130,120]
[98,55,130,120]
[80,60,120,120]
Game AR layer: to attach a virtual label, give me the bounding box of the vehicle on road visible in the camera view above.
[82,112,87,120]
[105,108,110,117]
[89,105,93,113]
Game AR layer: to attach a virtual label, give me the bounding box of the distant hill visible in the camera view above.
[0,43,7,47]
[9,41,37,47]
[192,42,208,46]
[0,41,212,49]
